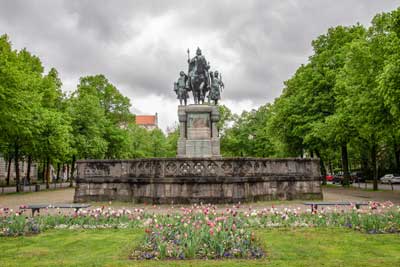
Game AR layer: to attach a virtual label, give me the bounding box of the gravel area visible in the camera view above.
[1,186,399,214]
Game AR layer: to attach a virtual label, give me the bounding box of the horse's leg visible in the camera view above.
[197,89,201,104]
[194,90,198,104]
[192,80,199,104]
[199,82,204,103]
[192,89,196,104]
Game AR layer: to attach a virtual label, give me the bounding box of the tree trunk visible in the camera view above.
[26,155,32,184]
[70,155,76,187]
[45,157,50,189]
[361,151,370,180]
[56,162,61,181]
[61,163,65,181]
[341,143,350,187]
[14,143,20,192]
[6,156,12,186]
[315,150,326,185]
[41,160,46,182]
[395,145,400,172]
[371,142,378,191]
[67,164,70,180]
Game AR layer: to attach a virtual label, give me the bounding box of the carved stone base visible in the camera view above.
[74,158,323,204]
[177,104,221,158]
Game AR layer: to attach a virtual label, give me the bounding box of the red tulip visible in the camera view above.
[209,228,214,236]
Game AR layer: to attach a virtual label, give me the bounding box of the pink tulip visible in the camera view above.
[209,228,214,236]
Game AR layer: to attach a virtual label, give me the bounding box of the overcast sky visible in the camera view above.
[1,1,399,130]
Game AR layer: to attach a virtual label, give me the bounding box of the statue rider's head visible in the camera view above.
[214,70,219,77]
[196,47,202,56]
[180,71,185,76]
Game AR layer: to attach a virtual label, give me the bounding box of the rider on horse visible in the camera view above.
[187,47,210,104]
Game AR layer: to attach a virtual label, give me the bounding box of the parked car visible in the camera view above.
[332,172,343,184]
[332,172,353,185]
[325,174,334,182]
[380,174,400,184]
[351,171,366,183]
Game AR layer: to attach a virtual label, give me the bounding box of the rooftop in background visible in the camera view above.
[135,114,158,130]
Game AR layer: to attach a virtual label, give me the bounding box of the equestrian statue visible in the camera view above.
[173,47,224,105]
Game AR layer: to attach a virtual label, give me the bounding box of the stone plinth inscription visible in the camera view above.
[187,113,211,140]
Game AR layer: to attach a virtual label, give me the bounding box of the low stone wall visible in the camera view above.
[74,158,322,204]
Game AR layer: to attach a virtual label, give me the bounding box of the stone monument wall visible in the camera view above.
[74,158,322,204]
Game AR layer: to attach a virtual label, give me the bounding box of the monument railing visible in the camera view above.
[77,158,321,181]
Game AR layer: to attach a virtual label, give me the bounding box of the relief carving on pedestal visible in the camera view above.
[84,165,110,177]
[165,161,178,176]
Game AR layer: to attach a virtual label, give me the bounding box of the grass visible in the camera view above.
[259,228,400,267]
[1,228,399,267]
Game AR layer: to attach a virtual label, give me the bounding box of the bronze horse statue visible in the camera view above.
[187,48,210,104]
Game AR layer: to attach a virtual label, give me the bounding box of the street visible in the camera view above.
[329,181,400,191]
[0,182,72,194]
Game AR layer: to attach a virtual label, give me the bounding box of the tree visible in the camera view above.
[127,124,151,158]
[165,125,179,157]
[221,105,274,157]
[148,129,168,157]
[36,109,71,188]
[75,75,134,159]
[0,35,44,191]
[67,91,108,160]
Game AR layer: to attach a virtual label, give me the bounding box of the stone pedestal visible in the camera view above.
[177,104,221,158]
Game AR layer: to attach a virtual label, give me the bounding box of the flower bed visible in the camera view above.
[0,207,146,236]
[132,205,264,260]
[1,202,400,260]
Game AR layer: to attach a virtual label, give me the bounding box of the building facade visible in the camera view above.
[0,156,38,184]
[135,113,158,130]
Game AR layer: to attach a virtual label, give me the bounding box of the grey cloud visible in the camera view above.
[0,0,399,109]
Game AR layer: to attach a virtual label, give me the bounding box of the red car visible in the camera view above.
[325,174,334,181]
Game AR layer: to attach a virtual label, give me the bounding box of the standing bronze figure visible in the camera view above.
[208,71,224,105]
[174,71,189,105]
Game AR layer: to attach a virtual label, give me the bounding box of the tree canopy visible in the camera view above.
[218,8,400,190]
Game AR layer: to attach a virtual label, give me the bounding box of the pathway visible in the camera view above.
[1,186,399,214]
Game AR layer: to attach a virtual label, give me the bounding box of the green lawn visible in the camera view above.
[1,228,399,267]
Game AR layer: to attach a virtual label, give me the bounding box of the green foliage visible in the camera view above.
[221,7,400,186]
[221,105,275,157]
[0,34,72,187]
[165,126,179,157]
[67,91,108,159]
[0,34,177,189]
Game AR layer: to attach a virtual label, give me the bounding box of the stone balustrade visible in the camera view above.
[74,158,322,204]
